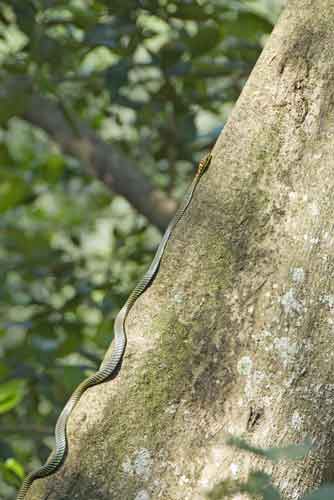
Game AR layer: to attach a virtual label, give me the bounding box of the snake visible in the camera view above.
[17,152,212,500]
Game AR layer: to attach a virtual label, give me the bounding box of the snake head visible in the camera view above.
[197,153,212,175]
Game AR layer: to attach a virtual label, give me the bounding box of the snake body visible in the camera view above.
[17,153,212,500]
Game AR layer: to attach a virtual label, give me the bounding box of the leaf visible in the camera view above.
[187,24,221,57]
[158,40,186,69]
[223,11,273,41]
[170,3,211,21]
[61,366,85,393]
[0,77,32,124]
[303,486,334,500]
[206,471,281,500]
[44,153,65,183]
[69,6,99,29]
[165,60,192,77]
[0,360,9,379]
[191,60,247,78]
[85,23,119,48]
[31,335,59,353]
[0,440,13,460]
[56,323,84,357]
[0,457,24,487]
[244,471,281,500]
[105,59,131,98]
[206,478,240,499]
[0,177,29,213]
[11,1,36,36]
[227,436,312,462]
[4,458,24,480]
[0,379,26,414]
[33,35,64,64]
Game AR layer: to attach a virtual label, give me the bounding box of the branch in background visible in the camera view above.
[0,425,53,436]
[23,95,177,232]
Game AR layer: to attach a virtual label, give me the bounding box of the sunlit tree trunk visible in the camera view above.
[26,1,334,498]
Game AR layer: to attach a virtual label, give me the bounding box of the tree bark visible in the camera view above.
[26,1,334,498]
[23,96,177,232]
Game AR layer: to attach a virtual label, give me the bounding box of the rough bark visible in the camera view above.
[23,95,177,232]
[26,1,334,499]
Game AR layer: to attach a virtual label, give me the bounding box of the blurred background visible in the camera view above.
[0,0,284,497]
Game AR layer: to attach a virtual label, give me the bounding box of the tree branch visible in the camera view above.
[0,425,53,436]
[23,95,177,231]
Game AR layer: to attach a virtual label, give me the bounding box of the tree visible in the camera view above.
[21,0,334,498]
[0,0,271,229]
[0,2,279,498]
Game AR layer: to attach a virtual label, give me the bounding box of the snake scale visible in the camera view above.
[17,153,212,500]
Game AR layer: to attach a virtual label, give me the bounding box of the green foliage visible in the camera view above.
[304,486,334,500]
[227,436,313,462]
[207,471,281,500]
[0,77,31,124]
[0,0,282,498]
[207,439,334,500]
[1,459,24,487]
[0,380,26,415]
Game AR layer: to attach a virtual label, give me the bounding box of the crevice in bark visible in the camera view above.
[246,407,264,432]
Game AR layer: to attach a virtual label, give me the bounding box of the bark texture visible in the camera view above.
[26,1,334,499]
[24,95,177,231]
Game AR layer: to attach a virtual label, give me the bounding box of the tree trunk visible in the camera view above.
[26,1,334,498]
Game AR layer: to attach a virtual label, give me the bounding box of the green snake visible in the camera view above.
[17,153,212,500]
